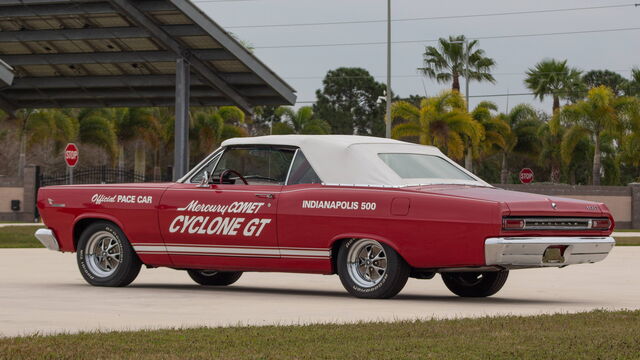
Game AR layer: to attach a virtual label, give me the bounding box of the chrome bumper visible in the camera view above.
[485,236,615,268]
[34,229,60,251]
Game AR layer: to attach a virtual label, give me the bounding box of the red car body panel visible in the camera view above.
[37,180,614,274]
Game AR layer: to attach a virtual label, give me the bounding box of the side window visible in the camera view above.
[190,153,222,183]
[213,146,296,185]
[287,151,322,185]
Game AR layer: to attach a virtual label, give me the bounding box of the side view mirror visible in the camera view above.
[197,171,210,188]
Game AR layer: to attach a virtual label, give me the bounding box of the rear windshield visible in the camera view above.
[378,153,474,180]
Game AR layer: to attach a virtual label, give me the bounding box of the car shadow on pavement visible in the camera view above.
[119,283,586,305]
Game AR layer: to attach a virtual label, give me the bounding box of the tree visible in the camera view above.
[418,35,496,92]
[620,101,640,181]
[583,70,629,96]
[273,106,330,135]
[75,108,118,164]
[146,107,175,180]
[538,114,565,183]
[391,91,483,160]
[470,101,510,173]
[190,107,247,163]
[627,67,640,96]
[525,59,584,113]
[251,106,280,135]
[559,86,638,185]
[496,105,540,183]
[314,67,386,136]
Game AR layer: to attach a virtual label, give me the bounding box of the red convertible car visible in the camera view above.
[35,135,615,299]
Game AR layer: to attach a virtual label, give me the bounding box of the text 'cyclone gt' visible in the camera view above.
[35,135,615,299]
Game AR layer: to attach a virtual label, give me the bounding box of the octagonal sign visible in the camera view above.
[64,143,79,168]
[519,168,534,184]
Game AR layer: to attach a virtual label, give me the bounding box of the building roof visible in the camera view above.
[0,0,296,113]
[0,59,14,88]
[221,135,487,186]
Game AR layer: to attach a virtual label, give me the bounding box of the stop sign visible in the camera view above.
[64,143,79,168]
[519,168,534,184]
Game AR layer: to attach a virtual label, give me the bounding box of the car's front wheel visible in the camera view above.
[77,221,142,287]
[337,238,409,299]
[187,270,243,286]
[441,270,509,297]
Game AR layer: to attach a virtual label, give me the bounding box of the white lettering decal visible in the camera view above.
[169,216,184,233]
[91,193,153,205]
[301,200,376,211]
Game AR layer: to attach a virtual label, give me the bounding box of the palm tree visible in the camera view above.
[5,109,35,177]
[496,104,540,183]
[620,106,640,181]
[538,114,565,183]
[524,59,584,113]
[627,67,640,96]
[146,107,174,181]
[418,35,496,92]
[560,86,639,185]
[273,106,331,135]
[391,91,483,160]
[190,106,247,162]
[75,108,118,165]
[470,101,510,173]
[112,107,160,176]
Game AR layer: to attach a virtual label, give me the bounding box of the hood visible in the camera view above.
[410,185,605,217]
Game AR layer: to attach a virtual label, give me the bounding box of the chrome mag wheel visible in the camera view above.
[84,230,122,278]
[346,239,388,288]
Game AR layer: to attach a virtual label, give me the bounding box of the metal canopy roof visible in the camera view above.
[0,0,297,113]
[0,59,14,88]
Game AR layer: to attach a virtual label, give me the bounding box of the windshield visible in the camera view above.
[378,153,474,181]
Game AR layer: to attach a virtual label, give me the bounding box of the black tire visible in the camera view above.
[187,270,243,286]
[441,270,509,297]
[337,238,409,299]
[76,221,142,287]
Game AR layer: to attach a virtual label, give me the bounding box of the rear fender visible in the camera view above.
[328,233,405,272]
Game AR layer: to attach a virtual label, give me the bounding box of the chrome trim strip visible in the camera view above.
[485,236,615,268]
[284,148,298,185]
[34,229,60,251]
[132,244,331,258]
[505,217,608,231]
[186,150,223,184]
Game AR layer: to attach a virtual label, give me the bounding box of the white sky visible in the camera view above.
[194,0,640,114]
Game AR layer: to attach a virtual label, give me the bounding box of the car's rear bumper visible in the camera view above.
[485,236,615,268]
[34,228,60,251]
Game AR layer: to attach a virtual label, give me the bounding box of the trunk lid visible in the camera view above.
[410,185,605,217]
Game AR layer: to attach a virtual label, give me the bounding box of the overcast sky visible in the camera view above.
[194,0,640,114]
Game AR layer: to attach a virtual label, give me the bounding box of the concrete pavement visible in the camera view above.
[0,247,639,338]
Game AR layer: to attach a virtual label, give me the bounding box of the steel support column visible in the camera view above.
[173,57,190,181]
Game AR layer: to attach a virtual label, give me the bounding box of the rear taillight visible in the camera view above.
[502,217,612,231]
[503,218,525,230]
[590,218,611,230]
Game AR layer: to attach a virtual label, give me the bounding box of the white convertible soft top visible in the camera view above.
[221,135,489,187]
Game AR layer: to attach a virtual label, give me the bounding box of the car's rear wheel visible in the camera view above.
[187,270,243,286]
[441,270,509,297]
[77,221,142,287]
[337,238,409,299]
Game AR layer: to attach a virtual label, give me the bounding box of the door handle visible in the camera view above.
[255,193,275,199]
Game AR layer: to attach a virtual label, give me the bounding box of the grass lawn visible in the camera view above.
[0,225,43,248]
[0,310,638,359]
[614,237,640,246]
